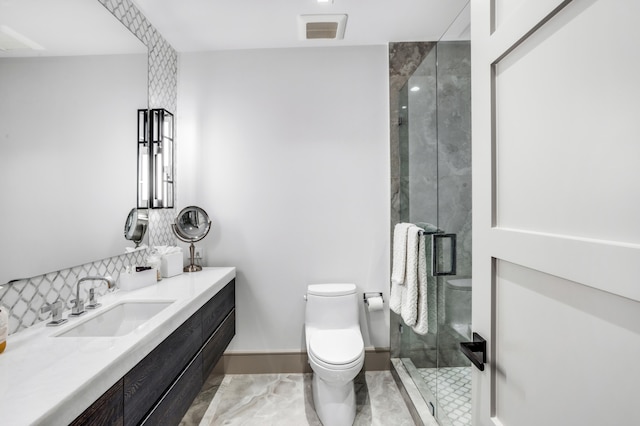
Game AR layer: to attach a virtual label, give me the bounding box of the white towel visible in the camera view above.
[389,280,403,315]
[391,223,412,285]
[412,231,430,334]
[390,223,412,315]
[400,226,420,326]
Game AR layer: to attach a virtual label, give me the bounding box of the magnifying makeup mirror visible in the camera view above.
[124,208,148,248]
[172,206,212,272]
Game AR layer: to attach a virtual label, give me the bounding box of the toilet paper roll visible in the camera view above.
[366,296,384,312]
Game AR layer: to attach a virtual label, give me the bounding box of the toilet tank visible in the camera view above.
[305,283,359,330]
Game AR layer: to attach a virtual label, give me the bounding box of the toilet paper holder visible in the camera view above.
[363,292,384,306]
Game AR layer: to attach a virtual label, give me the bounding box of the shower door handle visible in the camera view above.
[460,332,486,371]
[432,233,457,276]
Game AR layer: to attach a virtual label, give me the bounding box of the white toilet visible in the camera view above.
[305,283,365,426]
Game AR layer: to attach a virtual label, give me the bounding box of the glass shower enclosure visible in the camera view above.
[390,4,471,425]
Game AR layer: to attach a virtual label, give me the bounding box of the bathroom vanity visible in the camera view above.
[0,267,235,425]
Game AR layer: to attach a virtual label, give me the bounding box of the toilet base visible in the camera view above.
[312,373,356,426]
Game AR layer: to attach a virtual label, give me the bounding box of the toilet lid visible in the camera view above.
[309,329,364,365]
[307,283,356,296]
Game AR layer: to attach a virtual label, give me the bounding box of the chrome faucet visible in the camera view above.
[70,276,115,317]
[40,299,68,327]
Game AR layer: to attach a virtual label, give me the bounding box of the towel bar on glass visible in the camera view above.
[417,230,441,236]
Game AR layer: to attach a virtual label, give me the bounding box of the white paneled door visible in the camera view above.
[471,0,640,425]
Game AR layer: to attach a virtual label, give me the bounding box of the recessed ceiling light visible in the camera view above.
[317,0,334,3]
[410,86,420,92]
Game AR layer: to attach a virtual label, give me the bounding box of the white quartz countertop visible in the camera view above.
[0,267,236,425]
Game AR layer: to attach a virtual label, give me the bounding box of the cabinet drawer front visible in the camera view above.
[71,379,124,426]
[141,354,203,426]
[201,279,235,342]
[203,309,236,380]
[124,312,202,426]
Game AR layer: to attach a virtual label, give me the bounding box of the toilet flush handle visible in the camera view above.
[303,294,307,301]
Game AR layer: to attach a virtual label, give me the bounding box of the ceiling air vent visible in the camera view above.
[298,14,348,40]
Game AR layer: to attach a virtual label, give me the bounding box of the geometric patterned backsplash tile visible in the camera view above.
[150,209,178,247]
[100,0,178,247]
[0,250,147,335]
[98,0,178,114]
[0,0,178,335]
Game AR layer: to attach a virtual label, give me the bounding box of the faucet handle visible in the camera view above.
[69,298,85,317]
[40,300,68,327]
[86,288,102,310]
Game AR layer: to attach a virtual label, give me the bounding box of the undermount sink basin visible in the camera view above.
[55,301,174,338]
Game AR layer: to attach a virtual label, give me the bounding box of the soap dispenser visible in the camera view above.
[0,306,7,353]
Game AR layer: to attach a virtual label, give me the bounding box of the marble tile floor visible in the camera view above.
[180,371,225,425]
[180,371,416,426]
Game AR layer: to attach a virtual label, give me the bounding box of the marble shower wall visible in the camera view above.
[389,42,436,229]
[398,41,472,277]
[434,41,472,279]
[0,0,177,334]
[389,42,435,358]
[407,51,438,227]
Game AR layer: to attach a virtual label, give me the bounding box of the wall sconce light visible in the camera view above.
[137,108,174,209]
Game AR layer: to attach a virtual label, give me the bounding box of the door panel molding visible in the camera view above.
[490,228,640,303]
[489,0,573,62]
[492,260,640,425]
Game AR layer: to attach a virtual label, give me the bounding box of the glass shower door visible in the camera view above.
[433,37,472,426]
[394,5,471,425]
[396,45,440,417]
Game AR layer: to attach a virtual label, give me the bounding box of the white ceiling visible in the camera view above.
[0,0,469,58]
[132,0,470,52]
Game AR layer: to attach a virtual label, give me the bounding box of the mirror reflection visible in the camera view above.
[124,208,149,248]
[172,206,212,273]
[0,0,148,284]
[175,208,211,241]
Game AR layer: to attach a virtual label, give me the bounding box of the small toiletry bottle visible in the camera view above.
[147,255,162,281]
[0,307,8,353]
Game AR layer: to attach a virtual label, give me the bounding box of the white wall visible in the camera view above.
[177,46,390,352]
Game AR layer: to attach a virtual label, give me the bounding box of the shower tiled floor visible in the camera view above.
[418,367,471,426]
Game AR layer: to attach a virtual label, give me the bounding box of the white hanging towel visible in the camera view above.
[412,231,431,335]
[400,225,421,326]
[390,223,413,314]
[391,223,412,285]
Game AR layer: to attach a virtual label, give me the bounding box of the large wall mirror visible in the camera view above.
[0,0,148,284]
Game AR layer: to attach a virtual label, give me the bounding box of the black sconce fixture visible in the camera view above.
[137,108,174,209]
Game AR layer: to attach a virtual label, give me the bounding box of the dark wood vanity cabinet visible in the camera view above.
[72,278,235,426]
[124,311,203,425]
[70,380,124,426]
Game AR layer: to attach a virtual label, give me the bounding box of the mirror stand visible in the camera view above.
[177,233,202,272]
